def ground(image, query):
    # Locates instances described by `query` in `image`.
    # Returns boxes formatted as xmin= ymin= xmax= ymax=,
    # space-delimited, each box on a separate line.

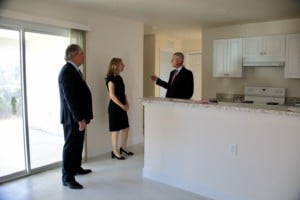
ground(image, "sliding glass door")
xmin=0 ymin=28 xmax=25 ymax=178
xmin=25 ymin=31 xmax=68 ymax=169
xmin=0 ymin=23 xmax=69 ymax=182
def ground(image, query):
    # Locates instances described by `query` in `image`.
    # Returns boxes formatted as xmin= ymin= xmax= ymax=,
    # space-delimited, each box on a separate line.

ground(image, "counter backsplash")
xmin=216 ymin=93 xmax=244 ymax=103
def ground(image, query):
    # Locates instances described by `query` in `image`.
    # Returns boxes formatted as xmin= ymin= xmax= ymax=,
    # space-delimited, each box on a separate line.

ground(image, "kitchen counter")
xmin=143 ymin=97 xmax=300 ymax=117
xmin=143 ymin=97 xmax=300 ymax=200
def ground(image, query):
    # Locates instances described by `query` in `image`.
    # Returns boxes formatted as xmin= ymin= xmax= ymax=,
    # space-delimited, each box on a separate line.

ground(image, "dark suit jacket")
xmin=58 ymin=62 xmax=93 ymax=125
xmin=156 ymin=66 xmax=194 ymax=99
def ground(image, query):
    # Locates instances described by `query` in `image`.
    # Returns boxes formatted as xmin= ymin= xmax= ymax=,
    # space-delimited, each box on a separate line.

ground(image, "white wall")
xmin=2 ymin=0 xmax=144 ymax=158
xmin=144 ymin=35 xmax=155 ymax=97
xmin=182 ymin=38 xmax=202 ymax=53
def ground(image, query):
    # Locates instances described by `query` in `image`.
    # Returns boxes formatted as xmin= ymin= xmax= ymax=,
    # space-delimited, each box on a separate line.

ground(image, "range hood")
xmin=242 ymin=57 xmax=285 ymax=67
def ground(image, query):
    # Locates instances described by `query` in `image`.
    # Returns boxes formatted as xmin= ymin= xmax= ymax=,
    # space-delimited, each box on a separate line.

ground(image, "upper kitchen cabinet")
xmin=284 ymin=34 xmax=300 ymax=79
xmin=243 ymin=35 xmax=285 ymax=66
xmin=213 ymin=38 xmax=243 ymax=78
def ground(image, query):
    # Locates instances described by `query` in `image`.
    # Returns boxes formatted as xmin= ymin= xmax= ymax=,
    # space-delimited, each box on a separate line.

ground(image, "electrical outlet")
xmin=229 ymin=144 xmax=238 ymax=156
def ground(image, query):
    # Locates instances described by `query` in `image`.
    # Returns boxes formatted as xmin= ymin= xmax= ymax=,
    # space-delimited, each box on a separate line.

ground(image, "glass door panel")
xmin=25 ymin=31 xmax=68 ymax=169
xmin=0 ymin=28 xmax=26 ymax=177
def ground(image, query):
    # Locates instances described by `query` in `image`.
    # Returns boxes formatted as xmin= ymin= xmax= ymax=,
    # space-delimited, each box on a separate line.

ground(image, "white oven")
xmin=243 ymin=86 xmax=286 ymax=105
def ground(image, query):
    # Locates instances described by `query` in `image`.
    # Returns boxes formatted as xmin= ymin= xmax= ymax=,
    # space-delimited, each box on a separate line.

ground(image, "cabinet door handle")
xmin=224 ymin=74 xmax=230 ymax=76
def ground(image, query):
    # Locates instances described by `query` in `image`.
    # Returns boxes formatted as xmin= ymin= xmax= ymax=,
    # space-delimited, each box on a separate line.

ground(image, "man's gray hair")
xmin=173 ymin=52 xmax=184 ymax=63
xmin=65 ymin=44 xmax=81 ymax=61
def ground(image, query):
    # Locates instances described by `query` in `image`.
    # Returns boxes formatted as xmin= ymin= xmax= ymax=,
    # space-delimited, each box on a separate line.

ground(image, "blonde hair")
xmin=106 ymin=57 xmax=122 ymax=77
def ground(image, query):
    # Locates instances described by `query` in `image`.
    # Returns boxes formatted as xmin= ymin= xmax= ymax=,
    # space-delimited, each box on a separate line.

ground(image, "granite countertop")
xmin=142 ymin=97 xmax=300 ymax=117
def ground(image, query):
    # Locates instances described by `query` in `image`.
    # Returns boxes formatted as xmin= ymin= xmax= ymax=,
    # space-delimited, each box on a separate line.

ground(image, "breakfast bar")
xmin=142 ymin=97 xmax=300 ymax=200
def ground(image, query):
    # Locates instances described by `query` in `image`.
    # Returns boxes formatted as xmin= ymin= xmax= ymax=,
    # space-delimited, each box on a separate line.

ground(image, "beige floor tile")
xmin=0 ymin=144 xmax=212 ymax=200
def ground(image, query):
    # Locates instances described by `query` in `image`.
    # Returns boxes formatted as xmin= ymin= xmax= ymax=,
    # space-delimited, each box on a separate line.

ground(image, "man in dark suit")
xmin=58 ymin=44 xmax=93 ymax=189
xmin=150 ymin=52 xmax=194 ymax=99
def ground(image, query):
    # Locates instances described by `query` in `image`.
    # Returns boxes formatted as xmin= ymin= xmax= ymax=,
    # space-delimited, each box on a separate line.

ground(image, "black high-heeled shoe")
xmin=120 ymin=147 xmax=134 ymax=156
xmin=111 ymin=151 xmax=125 ymax=160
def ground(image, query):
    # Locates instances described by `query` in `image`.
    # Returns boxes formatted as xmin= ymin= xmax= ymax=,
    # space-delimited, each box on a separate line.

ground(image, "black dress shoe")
xmin=77 ymin=168 xmax=92 ymax=175
xmin=63 ymin=180 xmax=83 ymax=189
xmin=120 ymin=147 xmax=134 ymax=156
xmin=111 ymin=151 xmax=125 ymax=160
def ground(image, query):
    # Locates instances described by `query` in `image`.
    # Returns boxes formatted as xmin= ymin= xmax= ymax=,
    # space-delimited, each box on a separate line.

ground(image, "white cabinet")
xmin=243 ymin=35 xmax=285 ymax=57
xmin=243 ymin=35 xmax=285 ymax=66
xmin=284 ymin=34 xmax=300 ymax=79
xmin=213 ymin=38 xmax=243 ymax=78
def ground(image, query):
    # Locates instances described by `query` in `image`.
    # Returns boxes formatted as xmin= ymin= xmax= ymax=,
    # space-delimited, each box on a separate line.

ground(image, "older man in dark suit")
xmin=58 ymin=44 xmax=93 ymax=189
xmin=150 ymin=52 xmax=194 ymax=99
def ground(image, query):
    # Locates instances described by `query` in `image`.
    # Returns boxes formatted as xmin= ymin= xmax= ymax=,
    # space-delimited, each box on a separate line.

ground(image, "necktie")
xmin=171 ymin=70 xmax=178 ymax=85
xmin=78 ymin=69 xmax=83 ymax=77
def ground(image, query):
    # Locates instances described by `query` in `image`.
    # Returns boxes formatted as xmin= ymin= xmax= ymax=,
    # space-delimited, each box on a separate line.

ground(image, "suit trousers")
xmin=62 ymin=123 xmax=85 ymax=181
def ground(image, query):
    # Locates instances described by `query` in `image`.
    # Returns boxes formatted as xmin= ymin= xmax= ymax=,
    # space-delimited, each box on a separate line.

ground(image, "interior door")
xmin=186 ymin=52 xmax=202 ymax=100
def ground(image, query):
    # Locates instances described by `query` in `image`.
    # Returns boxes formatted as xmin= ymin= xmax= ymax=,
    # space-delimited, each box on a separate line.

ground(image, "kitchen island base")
xmin=143 ymin=98 xmax=300 ymax=200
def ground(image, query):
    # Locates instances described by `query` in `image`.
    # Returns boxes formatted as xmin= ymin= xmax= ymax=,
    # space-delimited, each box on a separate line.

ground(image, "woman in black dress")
xmin=106 ymin=58 xmax=134 ymax=160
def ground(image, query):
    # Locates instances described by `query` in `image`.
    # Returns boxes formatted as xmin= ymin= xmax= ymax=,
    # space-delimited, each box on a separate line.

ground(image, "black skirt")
xmin=108 ymin=100 xmax=129 ymax=132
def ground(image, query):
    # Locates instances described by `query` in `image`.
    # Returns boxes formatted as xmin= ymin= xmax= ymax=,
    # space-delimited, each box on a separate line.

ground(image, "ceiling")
xmin=6 ymin=0 xmax=300 ymax=39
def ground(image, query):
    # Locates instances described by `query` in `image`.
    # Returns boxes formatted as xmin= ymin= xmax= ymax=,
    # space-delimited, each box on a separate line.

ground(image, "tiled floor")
xmin=0 ymin=143 xmax=212 ymax=200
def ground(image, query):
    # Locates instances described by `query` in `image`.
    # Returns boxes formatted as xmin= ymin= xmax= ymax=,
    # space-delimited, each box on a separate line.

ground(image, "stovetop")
xmin=243 ymin=86 xmax=286 ymax=105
